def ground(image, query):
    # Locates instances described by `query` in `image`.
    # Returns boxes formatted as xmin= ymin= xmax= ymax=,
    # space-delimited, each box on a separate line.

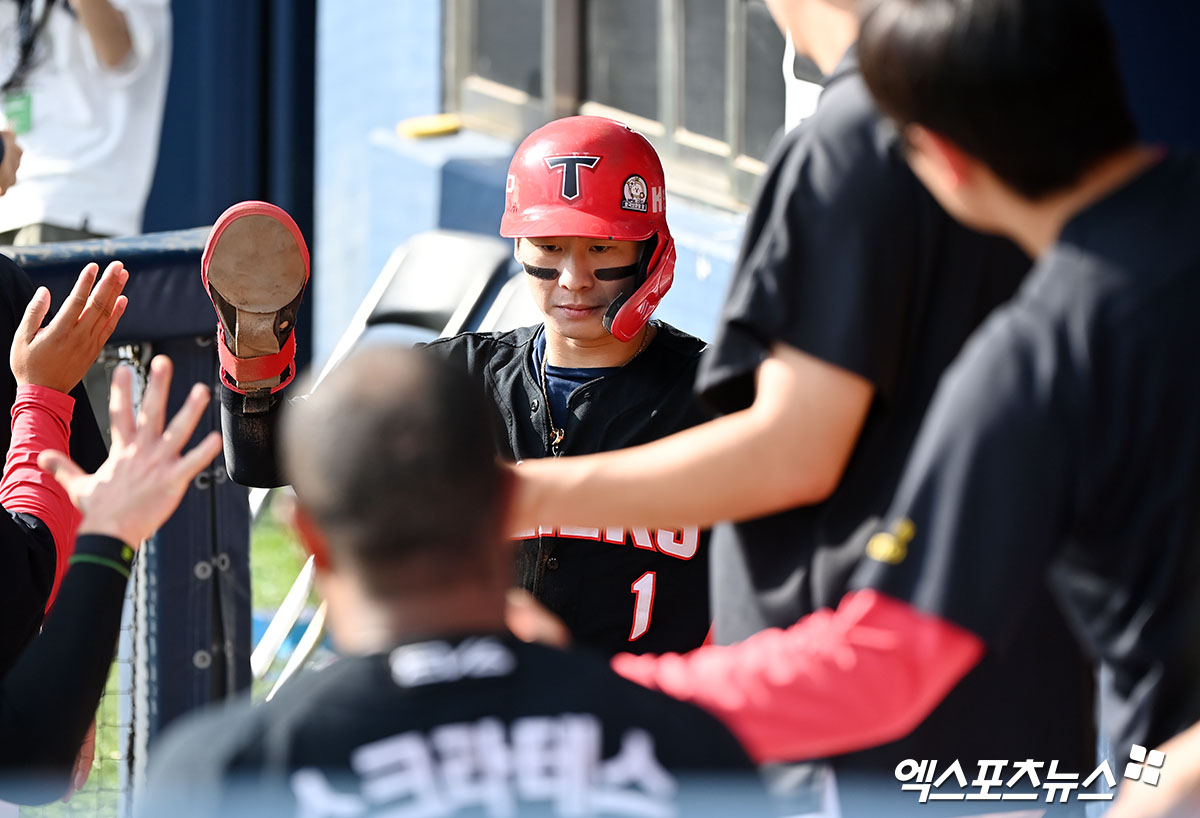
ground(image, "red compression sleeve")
xmin=0 ymin=385 xmax=79 ymax=612
xmin=611 ymin=590 xmax=985 ymax=763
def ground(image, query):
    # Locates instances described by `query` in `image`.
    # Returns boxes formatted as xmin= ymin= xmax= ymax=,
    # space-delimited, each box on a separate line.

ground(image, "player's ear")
xmin=291 ymin=503 xmax=333 ymax=572
xmin=905 ymin=124 xmax=975 ymax=190
xmin=512 ymin=237 xmax=523 ymax=262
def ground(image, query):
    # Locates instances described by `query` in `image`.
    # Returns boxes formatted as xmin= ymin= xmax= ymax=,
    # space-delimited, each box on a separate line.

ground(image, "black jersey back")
xmin=424 ymin=322 xmax=712 ymax=658
xmin=856 ymin=154 xmax=1200 ymax=755
xmin=140 ymin=636 xmax=767 ymax=818
xmin=693 ymin=48 xmax=1094 ymax=789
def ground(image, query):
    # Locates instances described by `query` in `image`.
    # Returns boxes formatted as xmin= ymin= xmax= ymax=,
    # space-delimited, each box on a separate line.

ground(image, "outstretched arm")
xmin=0 ymin=358 xmax=221 ymax=802
xmin=611 ymin=590 xmax=984 ymax=763
xmin=512 ymin=341 xmax=873 ymax=532
xmin=0 ymin=262 xmax=128 ymax=609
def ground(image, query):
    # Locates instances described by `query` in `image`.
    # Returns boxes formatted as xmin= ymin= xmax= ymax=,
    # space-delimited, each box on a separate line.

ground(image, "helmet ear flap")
xmin=603 ymin=235 xmax=676 ymax=342
xmin=602 ymin=236 xmax=656 ymax=336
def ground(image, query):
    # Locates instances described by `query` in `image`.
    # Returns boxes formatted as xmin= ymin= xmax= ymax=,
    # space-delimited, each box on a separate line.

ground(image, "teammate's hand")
xmin=38 ymin=356 xmax=223 ymax=547
xmin=11 ymin=260 xmax=129 ymax=393
xmin=505 ymin=589 xmax=571 ymax=649
xmin=0 ymin=130 xmax=21 ymax=195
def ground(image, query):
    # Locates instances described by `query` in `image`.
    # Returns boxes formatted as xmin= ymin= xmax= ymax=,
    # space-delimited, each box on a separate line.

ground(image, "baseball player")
xmin=138 ymin=347 xmax=768 ymax=818
xmin=0 ymin=256 xmax=113 ymax=677
xmin=519 ymin=0 xmax=1200 ymax=808
xmin=204 ymin=117 xmax=712 ymax=658
xmin=0 ymin=275 xmax=221 ymax=803
xmin=509 ymin=0 xmax=1094 ymax=813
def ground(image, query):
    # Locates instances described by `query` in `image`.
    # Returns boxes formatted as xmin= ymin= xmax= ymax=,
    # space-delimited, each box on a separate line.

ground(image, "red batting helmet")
xmin=499 ymin=116 xmax=676 ymax=342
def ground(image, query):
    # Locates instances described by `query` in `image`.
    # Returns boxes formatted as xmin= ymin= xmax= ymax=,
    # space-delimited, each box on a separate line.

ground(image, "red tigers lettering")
xmin=509 ymin=525 xmax=699 ymax=560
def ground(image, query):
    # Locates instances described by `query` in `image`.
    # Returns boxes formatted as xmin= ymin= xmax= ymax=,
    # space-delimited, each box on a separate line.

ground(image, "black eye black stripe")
xmin=593 ymin=262 xmax=639 ymax=281
xmin=521 ymin=262 xmax=638 ymax=281
xmin=522 ymin=263 xmax=559 ymax=280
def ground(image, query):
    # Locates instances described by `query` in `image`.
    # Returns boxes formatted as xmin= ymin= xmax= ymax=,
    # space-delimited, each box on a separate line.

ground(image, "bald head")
xmin=282 ymin=346 xmax=506 ymax=594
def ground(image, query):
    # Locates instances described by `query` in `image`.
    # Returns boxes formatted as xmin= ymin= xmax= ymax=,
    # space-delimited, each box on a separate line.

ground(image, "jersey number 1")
xmin=629 ymin=571 xmax=656 ymax=641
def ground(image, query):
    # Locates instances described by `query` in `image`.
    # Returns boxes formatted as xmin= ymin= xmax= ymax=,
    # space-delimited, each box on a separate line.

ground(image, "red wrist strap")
xmin=216 ymin=323 xmax=296 ymax=393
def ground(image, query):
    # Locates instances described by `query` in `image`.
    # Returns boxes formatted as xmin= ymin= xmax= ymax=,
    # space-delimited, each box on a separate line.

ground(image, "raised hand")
xmin=38 ymin=356 xmax=223 ymax=548
xmin=11 ymin=260 xmax=129 ymax=394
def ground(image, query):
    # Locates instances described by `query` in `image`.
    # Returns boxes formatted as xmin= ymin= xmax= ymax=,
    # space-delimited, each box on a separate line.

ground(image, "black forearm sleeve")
xmin=0 ymin=534 xmax=133 ymax=804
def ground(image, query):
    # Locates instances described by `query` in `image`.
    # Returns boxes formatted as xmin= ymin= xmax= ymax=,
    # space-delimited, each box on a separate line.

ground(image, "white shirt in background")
xmin=0 ymin=0 xmax=171 ymax=237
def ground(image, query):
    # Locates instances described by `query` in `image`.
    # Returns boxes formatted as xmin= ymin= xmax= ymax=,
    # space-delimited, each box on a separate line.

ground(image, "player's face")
xmin=518 ymin=236 xmax=640 ymax=345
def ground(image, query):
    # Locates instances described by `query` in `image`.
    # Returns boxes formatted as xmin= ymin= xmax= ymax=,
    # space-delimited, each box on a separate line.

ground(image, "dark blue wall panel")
xmin=1101 ymin=1 xmax=1200 ymax=151
xmin=143 ymin=0 xmax=315 ymax=371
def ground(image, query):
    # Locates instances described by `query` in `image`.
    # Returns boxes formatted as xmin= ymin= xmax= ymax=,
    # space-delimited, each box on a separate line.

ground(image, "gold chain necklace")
xmin=539 ymin=326 xmax=653 ymax=454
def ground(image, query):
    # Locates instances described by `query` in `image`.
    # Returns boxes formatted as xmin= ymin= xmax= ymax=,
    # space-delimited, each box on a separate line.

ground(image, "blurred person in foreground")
xmin=500 ymin=0 xmax=1092 ymax=814
xmin=0 ymin=298 xmax=221 ymax=801
xmin=139 ymin=346 xmax=769 ymax=818
xmin=0 ymin=261 xmax=124 ymax=805
xmin=508 ymin=0 xmax=1200 ymax=810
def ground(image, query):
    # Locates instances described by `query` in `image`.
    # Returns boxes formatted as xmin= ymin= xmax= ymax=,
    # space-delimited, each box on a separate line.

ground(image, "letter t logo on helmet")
xmin=500 ymin=116 xmax=676 ymax=342
xmin=544 ymin=155 xmax=601 ymax=200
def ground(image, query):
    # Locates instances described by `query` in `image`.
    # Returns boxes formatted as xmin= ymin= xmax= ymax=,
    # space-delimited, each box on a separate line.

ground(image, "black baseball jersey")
xmin=423 ymin=321 xmax=711 ymax=658
xmin=854 ymin=154 xmax=1200 ymax=756
xmin=140 ymin=635 xmax=769 ymax=818
xmin=693 ymin=47 xmax=1094 ymax=801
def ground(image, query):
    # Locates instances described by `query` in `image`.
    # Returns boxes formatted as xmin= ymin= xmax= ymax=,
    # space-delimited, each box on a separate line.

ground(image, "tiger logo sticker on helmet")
xmin=544 ymin=155 xmax=601 ymax=200
xmin=621 ymin=175 xmax=649 ymax=212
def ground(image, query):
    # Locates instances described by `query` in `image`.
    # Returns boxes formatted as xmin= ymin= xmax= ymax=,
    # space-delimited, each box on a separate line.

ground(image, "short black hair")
xmin=858 ymin=0 xmax=1137 ymax=199
xmin=282 ymin=345 xmax=505 ymax=595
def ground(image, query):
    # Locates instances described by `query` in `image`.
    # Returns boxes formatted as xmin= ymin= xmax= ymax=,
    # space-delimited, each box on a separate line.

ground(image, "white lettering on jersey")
xmin=654 ymin=528 xmax=699 ymax=560
xmin=389 ymin=638 xmax=516 ymax=689
xmin=291 ymin=716 xmax=676 ymax=817
xmin=629 ymin=572 xmax=656 ymax=641
xmin=510 ymin=526 xmax=700 ymax=561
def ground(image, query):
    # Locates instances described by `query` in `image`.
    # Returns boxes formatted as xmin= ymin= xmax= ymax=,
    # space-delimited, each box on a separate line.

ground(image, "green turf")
xmin=250 ymin=494 xmax=311 ymax=613
xmin=249 ymin=493 xmax=316 ymax=700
